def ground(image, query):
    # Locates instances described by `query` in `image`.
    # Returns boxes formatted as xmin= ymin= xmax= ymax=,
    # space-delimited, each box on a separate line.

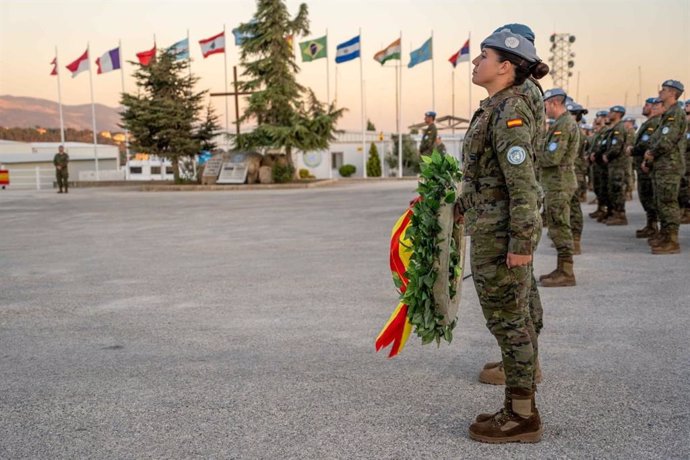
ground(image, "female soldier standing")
xmin=454 ymin=29 xmax=549 ymax=443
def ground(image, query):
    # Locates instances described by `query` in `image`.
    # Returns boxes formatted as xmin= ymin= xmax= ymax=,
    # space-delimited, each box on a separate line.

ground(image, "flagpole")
xmin=326 ymin=29 xmax=331 ymax=104
xmin=55 ymin=46 xmax=65 ymax=145
xmin=398 ymin=30 xmax=403 ymax=178
xmin=118 ymin=39 xmax=129 ymax=173
xmin=431 ymin=30 xmax=435 ymax=111
xmin=452 ymin=68 xmax=455 ymax=136
xmin=359 ymin=27 xmax=366 ymax=179
xmin=87 ymin=42 xmax=100 ymax=180
xmin=223 ymin=24 xmax=230 ymax=135
xmin=187 ymin=29 xmax=192 ymax=83
xmin=468 ymin=32 xmax=472 ymax=119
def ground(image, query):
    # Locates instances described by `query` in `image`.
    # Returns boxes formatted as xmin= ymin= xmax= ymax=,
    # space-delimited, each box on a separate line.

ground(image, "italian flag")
xmin=373 ymin=38 xmax=401 ymax=65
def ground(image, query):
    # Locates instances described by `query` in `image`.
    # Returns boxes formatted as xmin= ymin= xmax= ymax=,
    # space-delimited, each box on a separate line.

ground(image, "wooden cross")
xmin=210 ymin=66 xmax=255 ymax=138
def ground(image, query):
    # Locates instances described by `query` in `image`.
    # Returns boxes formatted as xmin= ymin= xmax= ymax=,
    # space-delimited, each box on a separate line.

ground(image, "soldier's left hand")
xmin=602 ymin=155 xmax=608 ymax=164
xmin=643 ymin=150 xmax=654 ymax=162
xmin=506 ymin=252 xmax=532 ymax=268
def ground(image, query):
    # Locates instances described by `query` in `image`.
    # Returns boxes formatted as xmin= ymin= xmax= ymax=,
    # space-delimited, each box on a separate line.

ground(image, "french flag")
xmin=199 ymin=31 xmax=225 ymax=58
xmin=96 ymin=47 xmax=121 ymax=74
xmin=66 ymin=49 xmax=90 ymax=78
xmin=449 ymin=39 xmax=470 ymax=68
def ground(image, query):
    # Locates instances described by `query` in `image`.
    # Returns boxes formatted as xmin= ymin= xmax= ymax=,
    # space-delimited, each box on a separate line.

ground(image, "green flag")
xmin=300 ymin=36 xmax=327 ymax=62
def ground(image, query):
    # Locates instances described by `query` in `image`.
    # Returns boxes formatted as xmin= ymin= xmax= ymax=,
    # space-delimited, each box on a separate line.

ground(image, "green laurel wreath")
xmin=402 ymin=151 xmax=463 ymax=345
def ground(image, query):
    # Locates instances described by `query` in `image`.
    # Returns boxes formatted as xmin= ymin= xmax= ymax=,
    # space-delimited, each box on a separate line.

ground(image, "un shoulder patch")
xmin=548 ymin=142 xmax=558 ymax=152
xmin=662 ymin=127 xmax=670 ymax=135
xmin=507 ymin=146 xmax=527 ymax=165
xmin=641 ymin=134 xmax=650 ymax=141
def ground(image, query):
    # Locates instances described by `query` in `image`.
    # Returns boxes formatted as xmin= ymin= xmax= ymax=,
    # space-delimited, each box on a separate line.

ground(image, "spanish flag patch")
xmin=506 ymin=118 xmax=524 ymax=128
xmin=554 ymin=131 xmax=562 ymax=136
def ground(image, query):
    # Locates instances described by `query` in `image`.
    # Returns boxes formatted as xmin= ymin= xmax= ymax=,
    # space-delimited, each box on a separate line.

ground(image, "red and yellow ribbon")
xmin=375 ymin=198 xmax=419 ymax=358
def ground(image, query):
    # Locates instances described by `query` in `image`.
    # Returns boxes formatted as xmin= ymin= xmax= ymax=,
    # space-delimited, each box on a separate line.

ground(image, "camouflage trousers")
xmin=576 ymin=173 xmax=588 ymax=200
xmin=471 ymin=232 xmax=538 ymax=391
xmin=55 ymin=169 xmax=69 ymax=190
xmin=652 ymin=160 xmax=682 ymax=232
xmin=569 ymin=190 xmax=583 ymax=237
xmin=607 ymin=157 xmax=628 ymax=213
xmin=593 ymin=163 xmax=609 ymax=209
xmin=545 ymin=190 xmax=574 ymax=258
xmin=624 ymin=155 xmax=634 ymax=196
xmin=679 ymin=152 xmax=690 ymax=209
xmin=634 ymin=156 xmax=657 ymax=220
xmin=529 ymin=224 xmax=543 ymax=336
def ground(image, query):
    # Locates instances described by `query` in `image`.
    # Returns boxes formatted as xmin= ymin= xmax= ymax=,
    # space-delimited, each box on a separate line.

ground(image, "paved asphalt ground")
xmin=1 ymin=181 xmax=689 ymax=459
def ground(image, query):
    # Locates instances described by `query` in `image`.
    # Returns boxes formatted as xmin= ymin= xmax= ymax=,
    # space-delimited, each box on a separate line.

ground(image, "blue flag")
xmin=168 ymin=38 xmax=190 ymax=61
xmin=335 ymin=35 xmax=361 ymax=64
xmin=232 ymin=25 xmax=255 ymax=46
xmin=408 ymin=37 xmax=432 ymax=68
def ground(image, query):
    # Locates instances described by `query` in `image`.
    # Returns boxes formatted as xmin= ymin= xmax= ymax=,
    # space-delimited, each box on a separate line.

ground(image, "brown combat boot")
xmin=636 ymin=219 xmax=658 ymax=238
xmin=648 ymin=229 xmax=667 ymax=247
xmin=479 ymin=360 xmax=542 ymax=386
xmin=605 ymin=211 xmax=628 ymax=226
xmin=588 ymin=206 xmax=604 ymax=219
xmin=681 ymin=209 xmax=690 ymax=225
xmin=597 ymin=210 xmax=610 ymax=223
xmin=469 ymin=388 xmax=543 ymax=443
xmin=651 ymin=229 xmax=681 ymax=255
xmin=539 ymin=258 xmax=560 ymax=282
xmin=573 ymin=235 xmax=582 ymax=255
xmin=541 ymin=256 xmax=576 ymax=287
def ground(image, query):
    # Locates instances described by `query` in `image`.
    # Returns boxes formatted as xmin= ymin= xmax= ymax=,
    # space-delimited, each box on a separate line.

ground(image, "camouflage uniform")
xmin=570 ymin=133 xmax=587 ymax=238
xmin=648 ymin=103 xmax=689 ymax=233
xmin=602 ymin=120 xmax=629 ymax=214
xmin=538 ymin=112 xmax=579 ymax=258
xmin=592 ymin=126 xmax=611 ymax=213
xmin=53 ymin=151 xmax=69 ymax=192
xmin=679 ymin=121 xmax=690 ymax=215
xmin=516 ymin=78 xmax=545 ymax=335
xmin=456 ymin=87 xmax=540 ymax=391
xmin=632 ymin=116 xmax=661 ymax=222
xmin=419 ymin=122 xmax=438 ymax=156
xmin=624 ymin=127 xmax=636 ymax=198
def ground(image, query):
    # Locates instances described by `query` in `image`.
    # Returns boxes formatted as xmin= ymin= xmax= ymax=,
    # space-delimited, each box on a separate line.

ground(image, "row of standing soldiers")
xmin=585 ymin=79 xmax=689 ymax=254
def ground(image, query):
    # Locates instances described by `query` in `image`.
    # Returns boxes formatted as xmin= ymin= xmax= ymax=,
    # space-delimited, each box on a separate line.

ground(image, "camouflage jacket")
xmin=457 ymin=86 xmax=540 ymax=255
xmin=648 ymin=103 xmax=688 ymax=170
xmin=632 ymin=116 xmax=661 ymax=157
xmin=574 ymin=132 xmax=588 ymax=176
xmin=591 ymin=126 xmax=610 ymax=164
xmin=602 ymin=120 xmax=628 ymax=163
xmin=517 ymin=78 xmax=546 ymax=155
xmin=537 ymin=111 xmax=579 ymax=192
xmin=53 ymin=152 xmax=69 ymax=168
xmin=419 ymin=123 xmax=437 ymax=156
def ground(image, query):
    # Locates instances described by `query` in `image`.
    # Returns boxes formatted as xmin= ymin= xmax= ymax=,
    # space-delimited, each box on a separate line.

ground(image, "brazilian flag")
xmin=299 ymin=36 xmax=327 ymax=62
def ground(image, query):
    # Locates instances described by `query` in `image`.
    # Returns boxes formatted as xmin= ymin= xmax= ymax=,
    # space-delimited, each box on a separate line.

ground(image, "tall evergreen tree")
xmin=236 ymin=0 xmax=344 ymax=177
xmin=366 ymin=142 xmax=382 ymax=177
xmin=120 ymin=50 xmax=207 ymax=182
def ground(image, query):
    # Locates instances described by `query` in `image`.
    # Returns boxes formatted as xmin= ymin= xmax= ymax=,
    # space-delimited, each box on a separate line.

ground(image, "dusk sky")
xmin=1 ymin=0 xmax=689 ymax=132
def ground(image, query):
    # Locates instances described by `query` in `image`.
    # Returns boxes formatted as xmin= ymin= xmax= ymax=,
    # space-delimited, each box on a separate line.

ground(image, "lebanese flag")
xmin=96 ymin=47 xmax=121 ymax=74
xmin=199 ymin=31 xmax=225 ymax=58
xmin=50 ymin=57 xmax=58 ymax=76
xmin=66 ymin=49 xmax=89 ymax=78
xmin=136 ymin=44 xmax=156 ymax=66
xmin=449 ymin=39 xmax=470 ymax=68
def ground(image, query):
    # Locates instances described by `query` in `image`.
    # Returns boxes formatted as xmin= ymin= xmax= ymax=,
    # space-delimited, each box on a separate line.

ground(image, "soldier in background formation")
xmin=418 ymin=111 xmax=438 ymax=156
xmin=680 ymin=99 xmax=690 ymax=224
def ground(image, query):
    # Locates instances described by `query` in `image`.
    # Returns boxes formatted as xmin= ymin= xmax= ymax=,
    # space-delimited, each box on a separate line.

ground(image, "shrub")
xmin=272 ymin=163 xmax=295 ymax=183
xmin=339 ymin=164 xmax=356 ymax=177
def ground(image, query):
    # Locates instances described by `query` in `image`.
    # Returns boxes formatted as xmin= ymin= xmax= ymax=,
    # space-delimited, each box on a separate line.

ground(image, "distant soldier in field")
xmin=53 ymin=145 xmax=69 ymax=194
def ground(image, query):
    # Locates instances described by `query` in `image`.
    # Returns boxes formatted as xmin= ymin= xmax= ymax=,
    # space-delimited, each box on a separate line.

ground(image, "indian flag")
xmin=374 ymin=38 xmax=401 ymax=65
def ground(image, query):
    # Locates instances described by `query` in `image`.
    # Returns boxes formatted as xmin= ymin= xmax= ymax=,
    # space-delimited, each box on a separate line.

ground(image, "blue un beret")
xmin=645 ymin=97 xmax=657 ymax=104
xmin=596 ymin=110 xmax=609 ymax=118
xmin=425 ymin=111 xmax=436 ymax=118
xmin=493 ymin=23 xmax=536 ymax=44
xmin=662 ymin=80 xmax=685 ymax=93
xmin=481 ymin=29 xmax=540 ymax=63
xmin=544 ymin=88 xmax=568 ymax=101
xmin=685 ymin=99 xmax=690 ymax=106
xmin=609 ymin=105 xmax=626 ymax=115
xmin=651 ymin=97 xmax=663 ymax=104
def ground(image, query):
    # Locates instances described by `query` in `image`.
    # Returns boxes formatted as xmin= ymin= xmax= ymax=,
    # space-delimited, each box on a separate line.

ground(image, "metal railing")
xmin=2 ymin=167 xmax=56 ymax=190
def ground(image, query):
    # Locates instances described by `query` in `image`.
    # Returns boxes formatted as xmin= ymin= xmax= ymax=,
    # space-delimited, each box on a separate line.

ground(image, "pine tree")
xmin=366 ymin=142 xmax=382 ymax=177
xmin=236 ymin=0 xmax=344 ymax=178
xmin=195 ymin=104 xmax=221 ymax=152
xmin=120 ymin=50 xmax=207 ymax=182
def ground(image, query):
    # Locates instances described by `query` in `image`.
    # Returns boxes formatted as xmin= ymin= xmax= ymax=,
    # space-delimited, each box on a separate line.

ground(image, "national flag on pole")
xmin=50 ymin=57 xmax=58 ymax=76
xmin=374 ymin=38 xmax=401 ymax=65
xmin=449 ymin=39 xmax=470 ymax=68
xmin=335 ymin=35 xmax=361 ymax=64
xmin=168 ymin=38 xmax=190 ymax=61
xmin=299 ymin=35 xmax=327 ymax=62
xmin=96 ymin=47 xmax=121 ymax=74
xmin=232 ymin=26 xmax=254 ymax=46
xmin=136 ymin=44 xmax=156 ymax=66
xmin=66 ymin=49 xmax=90 ymax=78
xmin=408 ymin=37 xmax=432 ymax=68
xmin=199 ymin=31 xmax=225 ymax=58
